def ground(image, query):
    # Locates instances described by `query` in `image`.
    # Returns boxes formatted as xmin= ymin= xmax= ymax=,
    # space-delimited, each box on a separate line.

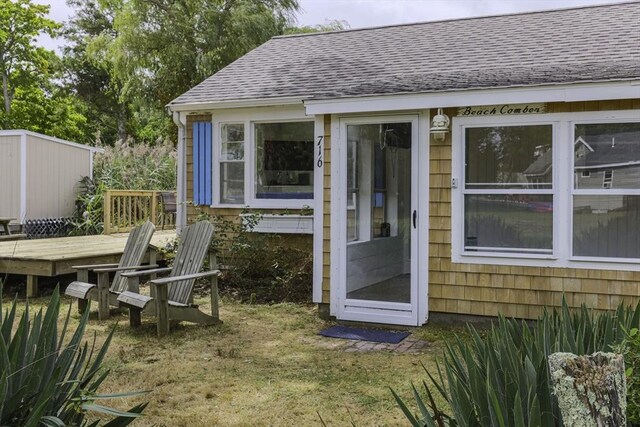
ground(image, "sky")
xmin=35 ymin=0 xmax=625 ymax=52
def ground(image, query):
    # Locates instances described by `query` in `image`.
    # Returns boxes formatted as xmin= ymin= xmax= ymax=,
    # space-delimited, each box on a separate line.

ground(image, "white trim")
xmin=312 ymin=115 xmax=324 ymax=303
xmin=417 ymin=111 xmax=430 ymax=325
xmin=334 ymin=114 xmax=423 ymax=326
xmin=451 ymin=109 xmax=640 ymax=271
xmin=168 ymin=96 xmax=304 ymax=112
xmin=329 ymin=114 xmax=340 ymax=316
xmin=19 ymin=133 xmax=27 ymax=223
xmin=241 ymin=213 xmax=313 ymax=234
xmin=304 ymin=81 xmax=640 ymax=115
xmin=172 ymin=111 xmax=188 ymax=231
xmin=0 ymin=130 xmax=103 ymax=152
xmin=211 ymin=107 xmax=317 ymax=209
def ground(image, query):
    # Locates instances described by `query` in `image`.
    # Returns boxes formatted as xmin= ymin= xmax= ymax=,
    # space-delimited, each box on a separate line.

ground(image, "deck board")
xmin=0 ymin=231 xmax=176 ymax=277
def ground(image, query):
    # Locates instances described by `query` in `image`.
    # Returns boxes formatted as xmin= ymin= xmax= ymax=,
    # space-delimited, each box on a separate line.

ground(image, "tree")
xmin=284 ymin=19 xmax=350 ymax=35
xmin=104 ymin=0 xmax=299 ymax=107
xmin=0 ymin=0 xmax=59 ymax=117
xmin=62 ymin=0 xmax=127 ymax=142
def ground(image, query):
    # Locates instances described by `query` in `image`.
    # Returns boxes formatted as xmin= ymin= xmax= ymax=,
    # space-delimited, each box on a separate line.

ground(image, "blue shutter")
xmin=192 ymin=122 xmax=212 ymax=205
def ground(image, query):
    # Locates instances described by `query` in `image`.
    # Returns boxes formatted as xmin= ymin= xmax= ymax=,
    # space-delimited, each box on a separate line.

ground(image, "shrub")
xmin=93 ymin=138 xmax=177 ymax=191
xmin=618 ymin=327 xmax=640 ymax=425
xmin=0 ymin=285 xmax=147 ymax=425
xmin=70 ymin=138 xmax=177 ymax=235
xmin=193 ymin=211 xmax=313 ymax=304
xmin=70 ymin=176 xmax=106 ymax=235
xmin=393 ymin=299 xmax=640 ymax=427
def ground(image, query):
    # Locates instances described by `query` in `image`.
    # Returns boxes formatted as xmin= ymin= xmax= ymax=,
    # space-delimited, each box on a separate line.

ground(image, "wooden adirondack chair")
xmin=65 ymin=220 xmax=157 ymax=320
xmin=117 ymin=221 xmax=222 ymax=337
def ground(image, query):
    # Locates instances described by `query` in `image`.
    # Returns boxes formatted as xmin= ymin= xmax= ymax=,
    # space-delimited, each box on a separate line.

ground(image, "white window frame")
xmin=211 ymin=107 xmax=316 ymax=209
xmin=452 ymin=110 xmax=640 ymax=272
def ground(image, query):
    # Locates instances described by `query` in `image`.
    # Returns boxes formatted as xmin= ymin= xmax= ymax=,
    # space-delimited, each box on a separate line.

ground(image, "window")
xmin=214 ymin=116 xmax=315 ymax=207
xmin=254 ymin=121 xmax=314 ymax=200
xmin=219 ymin=123 xmax=245 ymax=204
xmin=453 ymin=112 xmax=640 ymax=268
xmin=463 ymin=125 xmax=554 ymax=254
xmin=572 ymin=122 xmax=640 ymax=259
xmin=602 ymin=170 xmax=613 ymax=188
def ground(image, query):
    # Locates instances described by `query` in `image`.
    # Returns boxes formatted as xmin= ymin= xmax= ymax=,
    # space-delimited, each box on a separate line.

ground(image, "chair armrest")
xmin=72 ymin=263 xmax=119 ymax=271
xmin=150 ymin=270 xmax=221 ymax=286
xmin=121 ymin=267 xmax=172 ymax=278
xmin=93 ymin=264 xmax=159 ymax=273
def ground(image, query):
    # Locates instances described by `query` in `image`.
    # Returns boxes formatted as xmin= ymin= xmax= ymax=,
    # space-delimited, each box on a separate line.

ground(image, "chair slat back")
xmin=167 ymin=221 xmax=214 ymax=304
xmin=111 ymin=220 xmax=156 ymax=293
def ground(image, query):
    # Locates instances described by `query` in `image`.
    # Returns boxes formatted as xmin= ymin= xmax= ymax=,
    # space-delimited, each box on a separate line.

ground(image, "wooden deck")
xmin=0 ymin=231 xmax=176 ymax=297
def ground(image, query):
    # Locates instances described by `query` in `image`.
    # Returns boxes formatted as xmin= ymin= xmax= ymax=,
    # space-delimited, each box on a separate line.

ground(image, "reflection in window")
xmin=255 ymin=122 xmax=314 ymax=199
xmin=573 ymin=122 xmax=640 ymax=258
xmin=220 ymin=123 xmax=245 ymax=204
xmin=465 ymin=195 xmax=553 ymax=253
xmin=464 ymin=125 xmax=554 ymax=254
xmin=466 ymin=125 xmax=553 ymax=189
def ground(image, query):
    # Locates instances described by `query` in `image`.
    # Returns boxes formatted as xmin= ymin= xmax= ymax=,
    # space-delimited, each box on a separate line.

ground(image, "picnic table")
xmin=0 ymin=217 xmax=26 ymax=241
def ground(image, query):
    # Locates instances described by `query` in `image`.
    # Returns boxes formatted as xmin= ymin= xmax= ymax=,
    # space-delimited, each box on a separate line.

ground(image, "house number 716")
xmin=316 ymin=136 xmax=324 ymax=168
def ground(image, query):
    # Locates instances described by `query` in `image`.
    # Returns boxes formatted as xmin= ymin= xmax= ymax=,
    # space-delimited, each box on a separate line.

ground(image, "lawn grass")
xmin=9 ymin=292 xmax=462 ymax=426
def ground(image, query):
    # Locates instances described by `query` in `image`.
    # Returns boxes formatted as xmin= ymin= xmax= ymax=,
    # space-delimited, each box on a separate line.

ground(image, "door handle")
xmin=412 ymin=210 xmax=417 ymax=229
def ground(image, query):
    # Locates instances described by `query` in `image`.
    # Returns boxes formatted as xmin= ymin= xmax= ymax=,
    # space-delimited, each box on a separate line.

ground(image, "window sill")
xmin=240 ymin=213 xmax=313 ymax=234
xmin=453 ymin=252 xmax=640 ymax=272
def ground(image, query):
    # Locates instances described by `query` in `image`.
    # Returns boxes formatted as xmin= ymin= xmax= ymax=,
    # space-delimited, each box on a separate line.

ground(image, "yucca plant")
xmin=393 ymin=298 xmax=640 ymax=426
xmin=0 ymin=285 xmax=147 ymax=426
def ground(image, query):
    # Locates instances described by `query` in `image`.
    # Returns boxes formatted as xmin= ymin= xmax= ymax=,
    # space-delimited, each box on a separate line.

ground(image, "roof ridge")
xmin=275 ymin=1 xmax=639 ymax=39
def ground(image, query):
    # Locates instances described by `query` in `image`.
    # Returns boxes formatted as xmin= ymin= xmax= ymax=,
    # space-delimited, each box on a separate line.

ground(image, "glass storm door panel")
xmin=345 ymin=122 xmax=413 ymax=305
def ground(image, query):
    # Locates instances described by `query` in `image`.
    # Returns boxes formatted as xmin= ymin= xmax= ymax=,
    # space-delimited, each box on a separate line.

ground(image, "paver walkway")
xmin=341 ymin=336 xmax=428 ymax=353
xmin=313 ymin=334 xmax=428 ymax=353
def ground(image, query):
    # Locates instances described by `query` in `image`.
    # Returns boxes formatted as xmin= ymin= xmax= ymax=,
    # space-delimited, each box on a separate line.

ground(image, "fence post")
xmin=103 ymin=189 xmax=112 ymax=235
xmin=151 ymin=191 xmax=158 ymax=227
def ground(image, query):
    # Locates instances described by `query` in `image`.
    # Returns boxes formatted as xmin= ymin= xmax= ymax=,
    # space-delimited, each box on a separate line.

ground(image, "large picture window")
xmin=254 ymin=121 xmax=314 ymax=200
xmin=453 ymin=111 xmax=640 ymax=269
xmin=464 ymin=125 xmax=554 ymax=254
xmin=572 ymin=122 xmax=640 ymax=259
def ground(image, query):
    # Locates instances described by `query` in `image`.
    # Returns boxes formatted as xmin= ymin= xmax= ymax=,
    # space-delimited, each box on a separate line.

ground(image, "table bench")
xmin=0 ymin=217 xmax=26 ymax=241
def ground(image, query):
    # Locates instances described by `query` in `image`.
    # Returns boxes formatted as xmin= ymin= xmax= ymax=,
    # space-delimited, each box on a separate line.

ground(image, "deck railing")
xmin=103 ymin=190 xmax=176 ymax=234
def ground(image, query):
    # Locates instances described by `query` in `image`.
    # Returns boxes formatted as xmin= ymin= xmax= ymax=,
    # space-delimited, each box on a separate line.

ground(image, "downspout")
xmin=172 ymin=110 xmax=187 ymax=232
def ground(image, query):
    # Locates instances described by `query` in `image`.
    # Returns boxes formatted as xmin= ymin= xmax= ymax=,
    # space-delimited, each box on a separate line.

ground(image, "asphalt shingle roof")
xmin=170 ymin=2 xmax=640 ymax=106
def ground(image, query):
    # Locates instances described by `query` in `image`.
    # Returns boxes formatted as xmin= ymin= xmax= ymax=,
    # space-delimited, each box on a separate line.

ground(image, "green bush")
xmin=0 ymin=285 xmax=147 ymax=425
xmin=393 ymin=299 xmax=640 ymax=427
xmin=618 ymin=327 xmax=640 ymax=425
xmin=70 ymin=138 xmax=177 ymax=235
xmin=92 ymin=138 xmax=177 ymax=191
xmin=193 ymin=211 xmax=313 ymax=304
xmin=70 ymin=176 xmax=106 ymax=235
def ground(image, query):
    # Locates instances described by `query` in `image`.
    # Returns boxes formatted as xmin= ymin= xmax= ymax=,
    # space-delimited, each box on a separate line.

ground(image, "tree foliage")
xmin=0 ymin=0 xmax=58 ymax=115
xmin=1 ymin=0 xmax=348 ymax=146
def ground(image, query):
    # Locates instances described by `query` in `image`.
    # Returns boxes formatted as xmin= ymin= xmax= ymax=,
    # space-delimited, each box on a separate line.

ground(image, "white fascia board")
xmin=0 ymin=130 xmax=104 ymax=153
xmin=167 ymin=96 xmax=305 ymax=112
xmin=304 ymin=81 xmax=640 ymax=115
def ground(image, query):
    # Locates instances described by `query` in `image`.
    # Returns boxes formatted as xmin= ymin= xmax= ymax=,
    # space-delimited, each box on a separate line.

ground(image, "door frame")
xmin=329 ymin=112 xmax=430 ymax=326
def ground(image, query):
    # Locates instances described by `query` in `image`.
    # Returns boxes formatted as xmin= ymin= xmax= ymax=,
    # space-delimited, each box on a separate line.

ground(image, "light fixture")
xmin=430 ymin=108 xmax=450 ymax=142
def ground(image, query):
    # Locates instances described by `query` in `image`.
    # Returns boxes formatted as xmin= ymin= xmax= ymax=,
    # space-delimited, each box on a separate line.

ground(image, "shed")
xmin=0 ymin=130 xmax=102 ymax=226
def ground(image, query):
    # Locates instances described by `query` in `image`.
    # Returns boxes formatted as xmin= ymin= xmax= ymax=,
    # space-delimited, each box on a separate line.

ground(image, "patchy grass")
xmin=9 ymin=293 xmax=462 ymax=426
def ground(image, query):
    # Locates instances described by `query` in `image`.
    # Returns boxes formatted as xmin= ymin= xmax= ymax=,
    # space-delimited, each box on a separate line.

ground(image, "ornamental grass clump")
xmin=0 ymin=285 xmax=147 ymax=425
xmin=393 ymin=299 xmax=640 ymax=427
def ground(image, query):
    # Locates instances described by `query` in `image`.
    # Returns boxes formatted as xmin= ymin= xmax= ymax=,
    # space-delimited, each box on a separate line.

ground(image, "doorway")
xmin=335 ymin=115 xmax=424 ymax=325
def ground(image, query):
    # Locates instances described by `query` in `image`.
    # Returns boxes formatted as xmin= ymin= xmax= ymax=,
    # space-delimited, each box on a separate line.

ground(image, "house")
xmin=0 ymin=130 xmax=102 ymax=228
xmin=167 ymin=2 xmax=640 ymax=326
